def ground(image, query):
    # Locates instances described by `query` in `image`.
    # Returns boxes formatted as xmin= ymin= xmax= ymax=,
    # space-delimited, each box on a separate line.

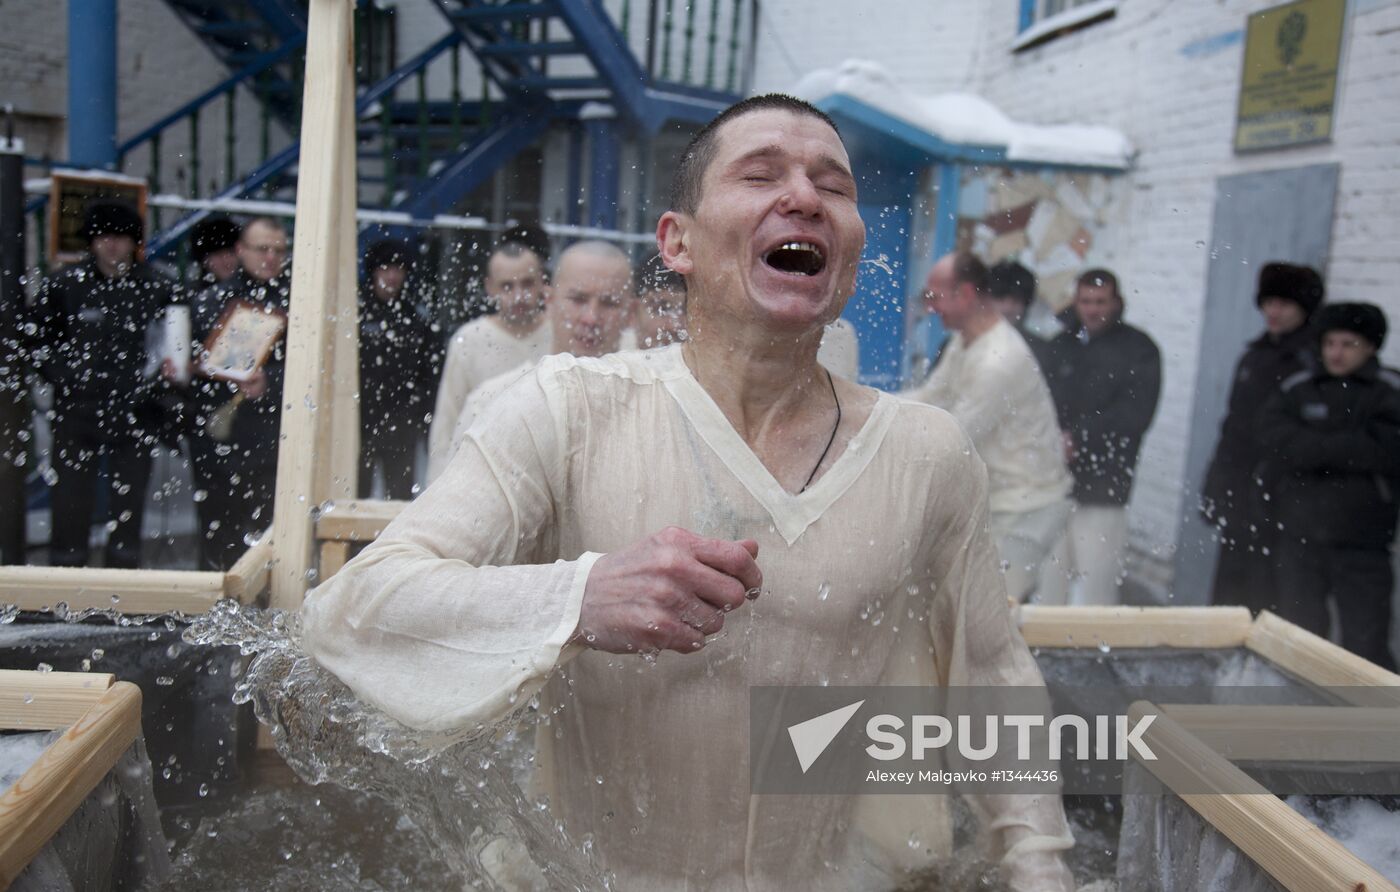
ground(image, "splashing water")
xmin=860 ymin=254 xmax=896 ymax=276
xmin=182 ymin=600 xmax=614 ymax=891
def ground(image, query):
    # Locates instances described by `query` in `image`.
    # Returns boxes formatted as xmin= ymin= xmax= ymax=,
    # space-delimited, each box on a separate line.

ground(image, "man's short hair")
xmin=949 ymin=251 xmax=988 ymax=296
xmin=240 ymin=215 xmax=288 ymax=239
xmin=669 ymin=94 xmax=840 ymax=215
xmin=637 ymin=254 xmax=686 ymax=297
xmin=1077 ymin=268 xmax=1121 ymax=301
xmin=553 ymin=239 xmax=632 ymax=285
xmin=986 ymin=261 xmax=1036 ymax=306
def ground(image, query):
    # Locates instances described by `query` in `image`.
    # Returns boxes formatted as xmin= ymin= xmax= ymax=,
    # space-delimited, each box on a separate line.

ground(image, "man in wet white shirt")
xmin=904 ymin=252 xmax=1072 ymax=603
xmin=427 ymin=237 xmax=552 ymax=480
xmin=446 ymin=240 xmax=634 ymax=460
xmin=303 ymin=95 xmax=1074 ymax=891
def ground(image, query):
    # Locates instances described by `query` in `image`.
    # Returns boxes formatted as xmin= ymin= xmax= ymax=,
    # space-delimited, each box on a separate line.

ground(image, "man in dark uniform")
xmin=1201 ymin=262 xmax=1323 ymax=611
xmin=1260 ymin=303 xmax=1399 ymax=669
xmin=188 ymin=216 xmax=290 ymax=570
xmin=30 ymin=201 xmax=177 ymax=567
xmin=1040 ymin=268 xmax=1161 ymax=604
xmin=357 ymin=239 xmax=441 ymax=499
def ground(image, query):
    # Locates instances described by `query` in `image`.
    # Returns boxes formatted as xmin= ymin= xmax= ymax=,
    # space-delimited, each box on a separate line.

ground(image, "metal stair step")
xmin=449 ymin=2 xmax=559 ymax=25
xmin=514 ymin=76 xmax=605 ymax=91
xmin=194 ymin=20 xmax=267 ymax=37
xmin=477 ymin=39 xmax=581 ymax=57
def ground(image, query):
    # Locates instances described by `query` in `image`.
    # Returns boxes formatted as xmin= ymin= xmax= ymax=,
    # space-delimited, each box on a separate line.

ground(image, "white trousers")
xmin=990 ymin=499 xmax=1072 ymax=604
xmin=1037 ymin=504 xmax=1129 ymax=606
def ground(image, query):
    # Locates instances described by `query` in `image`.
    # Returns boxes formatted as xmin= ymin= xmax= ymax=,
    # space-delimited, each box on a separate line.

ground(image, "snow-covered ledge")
xmin=1012 ymin=0 xmax=1120 ymax=52
xmin=792 ymin=59 xmax=1134 ymax=170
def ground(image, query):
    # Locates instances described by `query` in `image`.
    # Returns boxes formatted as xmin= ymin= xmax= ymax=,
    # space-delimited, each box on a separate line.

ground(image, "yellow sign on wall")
xmin=1235 ymin=0 xmax=1346 ymax=152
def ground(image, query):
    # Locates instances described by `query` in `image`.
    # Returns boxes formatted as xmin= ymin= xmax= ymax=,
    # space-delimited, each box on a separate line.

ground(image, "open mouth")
xmin=763 ymin=242 xmax=826 ymax=277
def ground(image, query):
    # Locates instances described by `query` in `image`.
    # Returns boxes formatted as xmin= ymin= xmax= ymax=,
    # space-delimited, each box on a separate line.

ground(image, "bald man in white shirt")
xmin=904 ymin=252 xmax=1072 ymax=603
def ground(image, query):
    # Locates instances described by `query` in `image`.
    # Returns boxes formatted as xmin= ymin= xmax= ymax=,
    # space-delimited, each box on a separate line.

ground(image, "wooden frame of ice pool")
xmin=0 ymin=669 xmax=143 ymax=886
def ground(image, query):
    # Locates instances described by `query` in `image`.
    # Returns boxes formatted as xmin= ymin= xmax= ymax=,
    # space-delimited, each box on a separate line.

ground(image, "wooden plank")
xmin=1162 ymin=704 xmax=1400 ymax=763
xmin=1018 ymin=606 xmax=1254 ymax=649
xmin=1245 ymin=610 xmax=1400 ymax=706
xmin=0 ymin=670 xmax=113 ymax=731
xmin=315 ymin=499 xmax=406 ymax=542
xmin=1130 ymin=702 xmax=1400 ymax=892
xmin=319 ymin=541 xmax=350 ymax=582
xmin=0 ymin=681 xmax=143 ymax=885
xmin=0 ymin=566 xmax=225 ymax=615
xmin=321 ymin=60 xmax=360 ymax=509
xmin=223 ymin=537 xmax=274 ymax=605
xmin=269 ymin=0 xmax=357 ymax=612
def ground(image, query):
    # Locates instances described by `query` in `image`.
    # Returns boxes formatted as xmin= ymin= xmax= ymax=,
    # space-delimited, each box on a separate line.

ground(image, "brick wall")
xmin=749 ymin=0 xmax=985 ymax=94
xmin=749 ymin=0 xmax=1400 ymax=594
xmin=969 ymin=0 xmax=1400 ymax=588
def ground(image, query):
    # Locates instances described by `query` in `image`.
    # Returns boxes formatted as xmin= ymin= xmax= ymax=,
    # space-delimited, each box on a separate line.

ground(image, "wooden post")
xmin=269 ymin=0 xmax=359 ymax=612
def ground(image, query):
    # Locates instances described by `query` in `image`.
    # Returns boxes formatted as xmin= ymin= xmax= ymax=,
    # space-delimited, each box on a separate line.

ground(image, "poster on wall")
xmin=957 ymin=167 xmax=1125 ymax=315
xmin=47 ymin=171 xmax=148 ymax=267
xmin=903 ymin=165 xmax=1125 ymax=381
xmin=1234 ymin=0 xmax=1346 ymax=153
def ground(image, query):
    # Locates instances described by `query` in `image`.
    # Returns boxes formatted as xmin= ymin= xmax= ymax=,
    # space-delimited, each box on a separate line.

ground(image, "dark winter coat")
xmin=1200 ymin=324 xmax=1317 ymax=531
xmin=30 ymin=257 xmax=177 ymax=430
xmin=1043 ymin=318 xmax=1162 ymax=505
xmin=191 ymin=269 xmax=291 ymax=461
xmin=357 ymin=284 xmax=442 ymax=439
xmin=1258 ymin=359 xmax=1400 ymax=550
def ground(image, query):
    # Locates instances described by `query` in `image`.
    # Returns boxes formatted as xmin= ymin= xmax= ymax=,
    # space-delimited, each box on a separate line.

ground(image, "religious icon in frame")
xmin=197 ymin=299 xmax=288 ymax=383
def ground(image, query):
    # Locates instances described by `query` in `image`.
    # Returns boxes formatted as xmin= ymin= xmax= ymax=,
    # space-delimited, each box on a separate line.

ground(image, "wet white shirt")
xmin=427 ymin=316 xmax=551 ymax=481
xmin=818 ymin=318 xmax=861 ymax=381
xmin=302 ymin=345 xmax=1073 ymax=890
xmin=903 ymin=318 xmax=1070 ymax=515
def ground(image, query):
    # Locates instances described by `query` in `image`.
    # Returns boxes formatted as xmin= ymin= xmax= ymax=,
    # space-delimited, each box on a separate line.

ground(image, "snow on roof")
xmin=792 ymin=60 xmax=1134 ymax=170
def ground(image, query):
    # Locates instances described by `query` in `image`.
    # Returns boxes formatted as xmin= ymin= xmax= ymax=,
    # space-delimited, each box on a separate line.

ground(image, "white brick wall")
xmin=749 ymin=0 xmax=985 ymax=95
xmin=748 ymin=0 xmax=1400 ymax=593
xmin=968 ymin=0 xmax=1400 ymax=585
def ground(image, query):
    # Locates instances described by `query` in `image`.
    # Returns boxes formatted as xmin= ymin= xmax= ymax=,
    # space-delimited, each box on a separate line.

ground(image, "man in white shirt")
xmin=426 ymin=240 xmax=552 ymax=480
xmin=303 ymin=96 xmax=1074 ymax=891
xmin=904 ymin=252 xmax=1072 ymax=603
xmin=447 ymin=240 xmax=634 ymax=457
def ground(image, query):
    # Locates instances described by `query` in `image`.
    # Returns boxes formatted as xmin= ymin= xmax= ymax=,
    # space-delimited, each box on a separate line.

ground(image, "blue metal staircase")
xmin=34 ymin=0 xmax=754 ymax=264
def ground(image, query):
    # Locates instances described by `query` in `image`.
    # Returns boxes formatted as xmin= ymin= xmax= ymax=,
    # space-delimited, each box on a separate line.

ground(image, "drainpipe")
xmin=68 ymin=0 xmax=119 ymax=168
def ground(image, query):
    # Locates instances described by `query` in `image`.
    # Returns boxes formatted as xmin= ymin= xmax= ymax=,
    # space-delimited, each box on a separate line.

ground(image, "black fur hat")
xmin=1315 ymin=302 xmax=1387 ymax=349
xmin=80 ymin=200 xmax=144 ymax=245
xmin=189 ymin=215 xmax=242 ymax=262
xmin=363 ymin=239 xmax=414 ymax=272
xmin=1256 ymin=262 xmax=1324 ymax=317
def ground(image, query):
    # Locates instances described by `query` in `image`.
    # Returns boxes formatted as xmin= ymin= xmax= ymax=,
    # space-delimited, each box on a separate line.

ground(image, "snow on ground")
xmin=1285 ymin=795 xmax=1400 ymax=884
xmin=792 ymin=59 xmax=1135 ymax=169
xmin=0 ymin=731 xmax=55 ymax=793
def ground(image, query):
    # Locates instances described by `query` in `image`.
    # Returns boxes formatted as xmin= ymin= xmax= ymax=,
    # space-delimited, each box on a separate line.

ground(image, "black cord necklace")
xmin=800 ymin=368 xmax=841 ymax=493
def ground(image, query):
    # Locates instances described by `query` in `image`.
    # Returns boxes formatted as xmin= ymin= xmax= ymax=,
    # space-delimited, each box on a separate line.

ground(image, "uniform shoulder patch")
xmin=1280 ymin=369 xmax=1314 ymax=392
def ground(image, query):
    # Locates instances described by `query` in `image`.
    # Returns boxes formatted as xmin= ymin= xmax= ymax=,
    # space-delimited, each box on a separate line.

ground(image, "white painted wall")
xmin=747 ymin=0 xmax=1400 ymax=594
